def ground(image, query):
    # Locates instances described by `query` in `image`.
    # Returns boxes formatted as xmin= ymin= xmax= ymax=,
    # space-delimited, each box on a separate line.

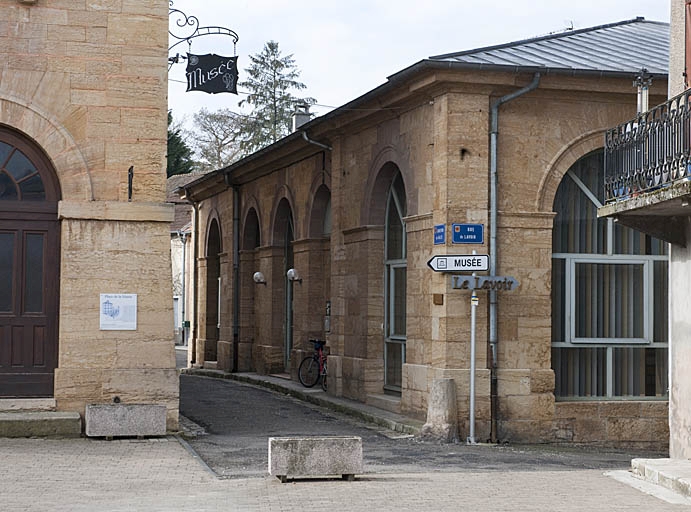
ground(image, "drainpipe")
xmin=184 ymin=187 xmax=200 ymax=366
xmin=489 ymin=72 xmax=540 ymax=442
xmin=227 ymin=175 xmax=241 ymax=373
xmin=301 ymin=131 xmax=332 ymax=151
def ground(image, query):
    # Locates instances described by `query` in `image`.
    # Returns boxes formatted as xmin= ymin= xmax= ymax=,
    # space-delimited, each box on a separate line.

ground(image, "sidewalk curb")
xmin=180 ymin=368 xmax=422 ymax=436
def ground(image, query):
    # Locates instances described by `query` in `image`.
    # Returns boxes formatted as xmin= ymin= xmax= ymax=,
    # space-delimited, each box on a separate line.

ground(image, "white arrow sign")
xmin=427 ymin=254 xmax=489 ymax=272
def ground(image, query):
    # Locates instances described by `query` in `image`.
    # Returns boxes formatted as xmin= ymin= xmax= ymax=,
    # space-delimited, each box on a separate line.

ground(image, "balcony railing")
xmin=605 ymin=89 xmax=691 ymax=203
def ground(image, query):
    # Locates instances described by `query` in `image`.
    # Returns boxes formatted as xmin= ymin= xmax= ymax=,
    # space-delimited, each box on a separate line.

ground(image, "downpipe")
xmin=232 ymin=184 xmax=240 ymax=372
xmin=489 ymin=72 xmax=540 ymax=442
xmin=224 ymin=173 xmax=241 ymax=373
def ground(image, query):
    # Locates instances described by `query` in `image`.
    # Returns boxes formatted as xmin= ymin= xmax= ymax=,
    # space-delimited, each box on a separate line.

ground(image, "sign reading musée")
xmin=186 ymin=53 xmax=238 ymax=94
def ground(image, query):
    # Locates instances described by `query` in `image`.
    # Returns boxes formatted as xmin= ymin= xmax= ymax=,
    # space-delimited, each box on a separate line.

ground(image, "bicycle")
xmin=298 ymin=338 xmax=327 ymax=391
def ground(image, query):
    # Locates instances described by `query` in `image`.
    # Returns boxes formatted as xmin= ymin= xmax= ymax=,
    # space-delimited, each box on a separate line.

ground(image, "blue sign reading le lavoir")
xmin=434 ymin=224 xmax=446 ymax=245
xmin=452 ymin=223 xmax=484 ymax=244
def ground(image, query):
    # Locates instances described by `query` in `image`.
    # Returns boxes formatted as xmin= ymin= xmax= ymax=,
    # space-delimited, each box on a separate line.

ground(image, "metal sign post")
xmin=468 ymin=289 xmax=478 ymax=445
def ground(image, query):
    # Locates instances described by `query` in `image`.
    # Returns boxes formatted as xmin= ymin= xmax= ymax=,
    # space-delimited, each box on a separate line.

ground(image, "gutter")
xmin=488 ymin=72 xmax=541 ymax=443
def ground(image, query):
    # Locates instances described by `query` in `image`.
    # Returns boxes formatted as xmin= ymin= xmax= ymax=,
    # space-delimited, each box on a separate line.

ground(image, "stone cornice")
xmin=58 ymin=201 xmax=174 ymax=223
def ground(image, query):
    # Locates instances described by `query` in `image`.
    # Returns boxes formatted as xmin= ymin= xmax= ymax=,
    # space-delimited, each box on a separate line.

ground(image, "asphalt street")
xmin=179 ymin=374 xmax=666 ymax=479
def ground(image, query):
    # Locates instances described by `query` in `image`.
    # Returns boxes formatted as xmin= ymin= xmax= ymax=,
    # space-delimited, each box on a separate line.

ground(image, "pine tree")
xmin=238 ymin=40 xmax=315 ymax=153
xmin=166 ymin=111 xmax=195 ymax=177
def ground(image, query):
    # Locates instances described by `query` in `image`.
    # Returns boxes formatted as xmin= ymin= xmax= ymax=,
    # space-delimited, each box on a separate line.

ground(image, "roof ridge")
xmin=429 ymin=17 xmax=652 ymax=60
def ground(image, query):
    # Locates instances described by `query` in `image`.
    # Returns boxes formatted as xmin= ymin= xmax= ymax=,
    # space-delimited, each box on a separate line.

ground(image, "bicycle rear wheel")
xmin=298 ymin=356 xmax=319 ymax=387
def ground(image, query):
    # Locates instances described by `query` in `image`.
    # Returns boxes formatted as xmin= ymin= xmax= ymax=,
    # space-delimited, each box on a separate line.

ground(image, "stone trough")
xmin=85 ymin=404 xmax=167 ymax=438
xmin=268 ymin=436 xmax=362 ymax=482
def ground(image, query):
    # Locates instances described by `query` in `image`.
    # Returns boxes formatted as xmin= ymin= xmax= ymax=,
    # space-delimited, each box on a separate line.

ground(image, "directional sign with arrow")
xmin=427 ymin=254 xmax=489 ymax=272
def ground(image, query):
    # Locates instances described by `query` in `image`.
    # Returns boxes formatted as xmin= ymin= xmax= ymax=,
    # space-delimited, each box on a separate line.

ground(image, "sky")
xmin=167 ymin=0 xmax=671 ymax=129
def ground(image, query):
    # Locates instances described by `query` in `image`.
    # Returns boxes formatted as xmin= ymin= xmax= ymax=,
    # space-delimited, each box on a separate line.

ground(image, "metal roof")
xmin=429 ymin=18 xmax=669 ymax=76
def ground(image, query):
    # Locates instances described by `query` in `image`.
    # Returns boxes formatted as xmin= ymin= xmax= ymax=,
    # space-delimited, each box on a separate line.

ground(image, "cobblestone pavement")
xmin=0 ymin=437 xmax=689 ymax=511
xmin=2 ymin=373 xmax=687 ymax=511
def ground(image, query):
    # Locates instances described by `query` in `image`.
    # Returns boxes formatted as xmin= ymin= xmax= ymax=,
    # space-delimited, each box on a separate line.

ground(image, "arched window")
xmin=0 ymin=142 xmax=46 ymax=201
xmin=551 ymin=150 xmax=668 ymax=398
xmin=204 ymin=218 xmax=221 ymax=362
xmin=384 ymin=172 xmax=406 ymax=391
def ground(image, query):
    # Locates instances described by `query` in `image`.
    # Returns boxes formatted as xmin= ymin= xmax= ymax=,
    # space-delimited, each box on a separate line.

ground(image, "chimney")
xmin=292 ymin=104 xmax=311 ymax=131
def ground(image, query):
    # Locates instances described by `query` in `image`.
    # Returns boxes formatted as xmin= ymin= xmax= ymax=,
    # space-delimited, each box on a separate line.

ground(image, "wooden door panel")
xmin=0 ymin=221 xmax=58 ymax=397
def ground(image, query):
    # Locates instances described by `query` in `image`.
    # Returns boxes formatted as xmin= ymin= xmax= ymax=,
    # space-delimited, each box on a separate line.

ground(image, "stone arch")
xmin=308 ymin=183 xmax=331 ymax=238
xmin=536 ymin=130 xmax=606 ymax=212
xmin=0 ymin=97 xmax=92 ymax=201
xmin=203 ymin=209 xmax=223 ymax=255
xmin=241 ymin=194 xmax=262 ymax=250
xmin=242 ymin=207 xmax=261 ymax=250
xmin=203 ymin=215 xmax=222 ymax=362
xmin=362 ymin=146 xmax=412 ymax=225
xmin=270 ymin=186 xmax=297 ymax=245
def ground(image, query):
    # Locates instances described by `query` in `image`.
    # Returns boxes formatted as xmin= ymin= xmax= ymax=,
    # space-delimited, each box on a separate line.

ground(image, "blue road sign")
xmin=452 ymin=223 xmax=484 ymax=244
xmin=434 ymin=224 xmax=446 ymax=245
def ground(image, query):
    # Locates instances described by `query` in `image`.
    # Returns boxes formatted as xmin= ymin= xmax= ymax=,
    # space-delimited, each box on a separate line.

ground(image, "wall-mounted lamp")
xmin=253 ymin=271 xmax=266 ymax=285
xmin=286 ymin=268 xmax=302 ymax=283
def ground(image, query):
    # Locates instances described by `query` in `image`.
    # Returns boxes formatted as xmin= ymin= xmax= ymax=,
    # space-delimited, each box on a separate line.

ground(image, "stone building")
xmin=167 ymin=174 xmax=197 ymax=347
xmin=0 ymin=1 xmax=178 ymax=431
xmin=599 ymin=0 xmax=691 ymax=458
xmin=183 ymin=18 xmax=670 ymax=447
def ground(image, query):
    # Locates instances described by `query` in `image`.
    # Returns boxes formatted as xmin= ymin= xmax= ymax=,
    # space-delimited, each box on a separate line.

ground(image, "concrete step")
xmin=0 ymin=411 xmax=82 ymax=438
xmin=366 ymin=393 xmax=401 ymax=414
xmin=0 ymin=398 xmax=57 ymax=412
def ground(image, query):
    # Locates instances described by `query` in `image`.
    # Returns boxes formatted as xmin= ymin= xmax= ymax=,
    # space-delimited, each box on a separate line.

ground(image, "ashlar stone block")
xmin=269 ymin=436 xmax=362 ymax=482
xmin=85 ymin=403 xmax=166 ymax=437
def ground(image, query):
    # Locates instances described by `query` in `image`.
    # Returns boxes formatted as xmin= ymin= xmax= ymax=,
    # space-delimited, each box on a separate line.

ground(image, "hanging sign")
xmin=427 ymin=254 xmax=489 ymax=272
xmin=186 ymin=53 xmax=238 ymax=94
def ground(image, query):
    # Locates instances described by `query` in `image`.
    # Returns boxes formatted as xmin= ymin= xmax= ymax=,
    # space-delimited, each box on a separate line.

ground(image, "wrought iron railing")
xmin=605 ymin=88 xmax=691 ymax=202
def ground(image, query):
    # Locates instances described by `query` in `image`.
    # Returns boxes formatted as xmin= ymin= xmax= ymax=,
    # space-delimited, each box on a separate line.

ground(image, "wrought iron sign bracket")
xmin=168 ymin=1 xmax=239 ymax=64
xmin=169 ymin=1 xmax=240 ymax=94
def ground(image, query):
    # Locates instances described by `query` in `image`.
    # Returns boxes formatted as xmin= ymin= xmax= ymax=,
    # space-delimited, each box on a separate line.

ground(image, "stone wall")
xmin=0 ymin=1 xmax=178 ymax=429
xmin=191 ymin=67 xmax=669 ymax=446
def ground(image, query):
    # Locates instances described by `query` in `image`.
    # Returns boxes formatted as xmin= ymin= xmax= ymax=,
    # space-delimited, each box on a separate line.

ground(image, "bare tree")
xmin=189 ymin=107 xmax=244 ymax=172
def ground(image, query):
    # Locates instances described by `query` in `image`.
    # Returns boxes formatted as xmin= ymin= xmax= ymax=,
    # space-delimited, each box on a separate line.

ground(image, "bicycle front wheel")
xmin=298 ymin=356 xmax=319 ymax=387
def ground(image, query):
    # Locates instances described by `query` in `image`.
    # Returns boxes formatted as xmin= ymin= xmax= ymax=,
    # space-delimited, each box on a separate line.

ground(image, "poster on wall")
xmin=100 ymin=294 xmax=137 ymax=331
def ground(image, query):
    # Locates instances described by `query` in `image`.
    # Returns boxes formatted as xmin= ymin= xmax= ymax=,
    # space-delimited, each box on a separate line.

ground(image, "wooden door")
xmin=0 ymin=127 xmax=60 ymax=398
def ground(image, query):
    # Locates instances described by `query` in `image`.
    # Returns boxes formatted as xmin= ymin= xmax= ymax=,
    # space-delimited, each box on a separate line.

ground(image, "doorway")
xmin=0 ymin=127 xmax=61 ymax=397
